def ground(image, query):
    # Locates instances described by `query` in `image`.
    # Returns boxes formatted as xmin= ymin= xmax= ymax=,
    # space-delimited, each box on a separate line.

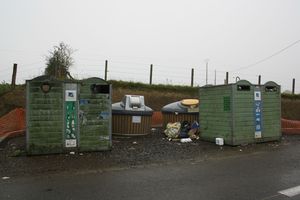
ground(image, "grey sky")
xmin=0 ymin=0 xmax=299 ymax=92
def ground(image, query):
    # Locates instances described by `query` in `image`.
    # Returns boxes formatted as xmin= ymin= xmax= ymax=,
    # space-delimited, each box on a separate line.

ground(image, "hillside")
xmin=0 ymin=81 xmax=299 ymax=120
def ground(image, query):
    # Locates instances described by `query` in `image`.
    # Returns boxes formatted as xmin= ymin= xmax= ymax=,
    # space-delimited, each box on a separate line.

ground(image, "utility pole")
xmin=104 ymin=60 xmax=108 ymax=81
xmin=205 ymin=60 xmax=209 ymax=85
xmin=191 ymin=68 xmax=194 ymax=87
xmin=214 ymin=70 xmax=216 ymax=85
xmin=149 ymin=64 xmax=153 ymax=85
xmin=258 ymin=75 xmax=261 ymax=85
xmin=11 ymin=63 xmax=17 ymax=88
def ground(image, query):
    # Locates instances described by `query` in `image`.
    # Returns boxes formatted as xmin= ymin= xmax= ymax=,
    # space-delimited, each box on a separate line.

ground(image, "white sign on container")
xmin=65 ymin=139 xmax=77 ymax=147
xmin=132 ymin=116 xmax=141 ymax=123
xmin=65 ymin=90 xmax=77 ymax=101
xmin=254 ymin=91 xmax=261 ymax=101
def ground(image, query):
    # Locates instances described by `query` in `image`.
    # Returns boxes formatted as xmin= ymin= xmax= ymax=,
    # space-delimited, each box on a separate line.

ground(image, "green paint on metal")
xmin=26 ymin=77 xmax=64 ymax=155
xmin=223 ymin=96 xmax=231 ymax=111
xmin=26 ymin=76 xmax=111 ymax=155
xmin=79 ymin=78 xmax=111 ymax=151
xmin=200 ymin=80 xmax=281 ymax=146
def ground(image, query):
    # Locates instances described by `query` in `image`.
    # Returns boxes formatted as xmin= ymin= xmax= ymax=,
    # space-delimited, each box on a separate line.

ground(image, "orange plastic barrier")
xmin=281 ymin=118 xmax=300 ymax=135
xmin=0 ymin=108 xmax=25 ymax=141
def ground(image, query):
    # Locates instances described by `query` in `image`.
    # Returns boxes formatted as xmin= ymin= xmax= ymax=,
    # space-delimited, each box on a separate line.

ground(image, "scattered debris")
xmin=10 ymin=149 xmax=23 ymax=157
xmin=164 ymin=121 xmax=200 ymax=142
xmin=69 ymin=152 xmax=75 ymax=155
xmin=180 ymin=138 xmax=192 ymax=143
xmin=179 ymin=121 xmax=190 ymax=138
xmin=79 ymin=153 xmax=83 ymax=156
xmin=132 ymin=141 xmax=138 ymax=145
xmin=164 ymin=122 xmax=181 ymax=139
xmin=2 ymin=177 xmax=10 ymax=180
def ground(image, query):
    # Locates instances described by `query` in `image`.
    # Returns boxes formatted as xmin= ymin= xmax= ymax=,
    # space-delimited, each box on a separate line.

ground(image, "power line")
xmin=232 ymin=39 xmax=300 ymax=72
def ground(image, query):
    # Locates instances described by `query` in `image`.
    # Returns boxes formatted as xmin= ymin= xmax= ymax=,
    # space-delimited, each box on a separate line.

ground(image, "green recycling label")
xmin=65 ymin=101 xmax=77 ymax=147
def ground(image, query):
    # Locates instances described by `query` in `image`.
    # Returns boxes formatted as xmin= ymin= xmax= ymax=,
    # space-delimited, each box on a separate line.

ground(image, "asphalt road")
xmin=1 ymin=143 xmax=300 ymax=200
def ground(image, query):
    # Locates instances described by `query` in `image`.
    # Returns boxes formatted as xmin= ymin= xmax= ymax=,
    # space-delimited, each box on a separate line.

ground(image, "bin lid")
xmin=112 ymin=95 xmax=153 ymax=116
xmin=181 ymin=99 xmax=199 ymax=106
xmin=161 ymin=99 xmax=199 ymax=114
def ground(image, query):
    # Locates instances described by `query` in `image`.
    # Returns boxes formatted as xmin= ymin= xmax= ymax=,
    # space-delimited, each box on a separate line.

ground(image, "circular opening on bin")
xmin=41 ymin=82 xmax=51 ymax=93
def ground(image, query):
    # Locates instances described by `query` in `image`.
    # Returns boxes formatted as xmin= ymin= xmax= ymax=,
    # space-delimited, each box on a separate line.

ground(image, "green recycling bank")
xmin=26 ymin=76 xmax=112 ymax=155
xmin=199 ymin=80 xmax=281 ymax=145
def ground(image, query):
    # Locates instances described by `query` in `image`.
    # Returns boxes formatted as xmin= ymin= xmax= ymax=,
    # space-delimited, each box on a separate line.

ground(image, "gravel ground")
xmin=1 ymin=130 xmax=299 ymax=178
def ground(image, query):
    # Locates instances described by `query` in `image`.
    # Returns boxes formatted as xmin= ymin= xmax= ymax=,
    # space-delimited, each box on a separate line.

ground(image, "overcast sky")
xmin=0 ymin=0 xmax=300 ymax=92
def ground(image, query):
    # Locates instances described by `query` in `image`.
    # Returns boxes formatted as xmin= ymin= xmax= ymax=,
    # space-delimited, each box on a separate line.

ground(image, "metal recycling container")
xmin=199 ymin=80 xmax=281 ymax=146
xmin=112 ymin=95 xmax=153 ymax=136
xmin=78 ymin=77 xmax=112 ymax=152
xmin=161 ymin=99 xmax=199 ymax=128
xmin=26 ymin=76 xmax=112 ymax=155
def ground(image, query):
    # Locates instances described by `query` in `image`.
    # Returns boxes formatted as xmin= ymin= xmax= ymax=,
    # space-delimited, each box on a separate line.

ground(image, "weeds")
xmin=0 ymin=82 xmax=11 ymax=96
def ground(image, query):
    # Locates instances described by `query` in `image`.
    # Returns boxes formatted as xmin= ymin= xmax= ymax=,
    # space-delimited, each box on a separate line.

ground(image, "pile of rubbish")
xmin=164 ymin=121 xmax=199 ymax=143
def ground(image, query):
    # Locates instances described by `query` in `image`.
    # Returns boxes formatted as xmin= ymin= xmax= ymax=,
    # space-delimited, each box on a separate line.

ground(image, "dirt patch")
xmin=0 ymin=88 xmax=25 ymax=117
xmin=282 ymin=99 xmax=300 ymax=120
xmin=112 ymin=88 xmax=197 ymax=111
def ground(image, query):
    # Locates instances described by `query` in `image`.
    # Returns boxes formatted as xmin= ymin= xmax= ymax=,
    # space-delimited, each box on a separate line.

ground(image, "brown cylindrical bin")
xmin=161 ymin=99 xmax=199 ymax=128
xmin=112 ymin=95 xmax=153 ymax=136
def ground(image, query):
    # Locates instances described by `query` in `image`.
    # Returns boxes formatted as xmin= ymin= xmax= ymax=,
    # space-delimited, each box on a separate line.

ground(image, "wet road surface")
xmin=1 ymin=140 xmax=300 ymax=200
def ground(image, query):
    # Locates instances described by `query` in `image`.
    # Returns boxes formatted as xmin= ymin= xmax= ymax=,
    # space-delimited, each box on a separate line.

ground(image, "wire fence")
xmin=0 ymin=59 xmax=298 ymax=93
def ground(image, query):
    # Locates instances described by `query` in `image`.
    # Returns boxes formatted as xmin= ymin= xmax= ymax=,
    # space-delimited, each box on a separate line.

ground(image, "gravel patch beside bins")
xmin=0 ymin=129 xmax=298 ymax=178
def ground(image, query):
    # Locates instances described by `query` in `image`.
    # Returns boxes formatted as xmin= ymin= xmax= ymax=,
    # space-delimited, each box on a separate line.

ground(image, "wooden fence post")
xmin=225 ymin=72 xmax=229 ymax=85
xmin=292 ymin=78 xmax=295 ymax=95
xmin=104 ymin=60 xmax=108 ymax=81
xmin=11 ymin=63 xmax=17 ymax=88
xmin=149 ymin=64 xmax=153 ymax=85
xmin=191 ymin=68 xmax=194 ymax=87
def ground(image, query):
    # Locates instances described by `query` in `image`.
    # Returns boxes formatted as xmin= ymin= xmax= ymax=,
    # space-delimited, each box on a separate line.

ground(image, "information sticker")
xmin=132 ymin=116 xmax=141 ymax=123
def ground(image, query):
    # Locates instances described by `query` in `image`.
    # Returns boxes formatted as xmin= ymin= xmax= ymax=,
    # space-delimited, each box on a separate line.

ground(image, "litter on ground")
xmin=164 ymin=121 xmax=199 ymax=142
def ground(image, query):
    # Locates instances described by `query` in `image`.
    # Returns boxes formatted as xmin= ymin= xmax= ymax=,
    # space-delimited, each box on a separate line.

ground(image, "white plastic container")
xmin=215 ymin=138 xmax=224 ymax=146
xmin=180 ymin=138 xmax=192 ymax=143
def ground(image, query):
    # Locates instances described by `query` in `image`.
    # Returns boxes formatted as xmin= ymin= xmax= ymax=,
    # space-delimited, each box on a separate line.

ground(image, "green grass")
xmin=108 ymin=80 xmax=198 ymax=95
xmin=281 ymin=93 xmax=300 ymax=100
xmin=0 ymin=82 xmax=25 ymax=97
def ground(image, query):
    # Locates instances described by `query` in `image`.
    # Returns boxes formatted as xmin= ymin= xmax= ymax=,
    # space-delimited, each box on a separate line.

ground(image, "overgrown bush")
xmin=0 ymin=82 xmax=12 ymax=96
